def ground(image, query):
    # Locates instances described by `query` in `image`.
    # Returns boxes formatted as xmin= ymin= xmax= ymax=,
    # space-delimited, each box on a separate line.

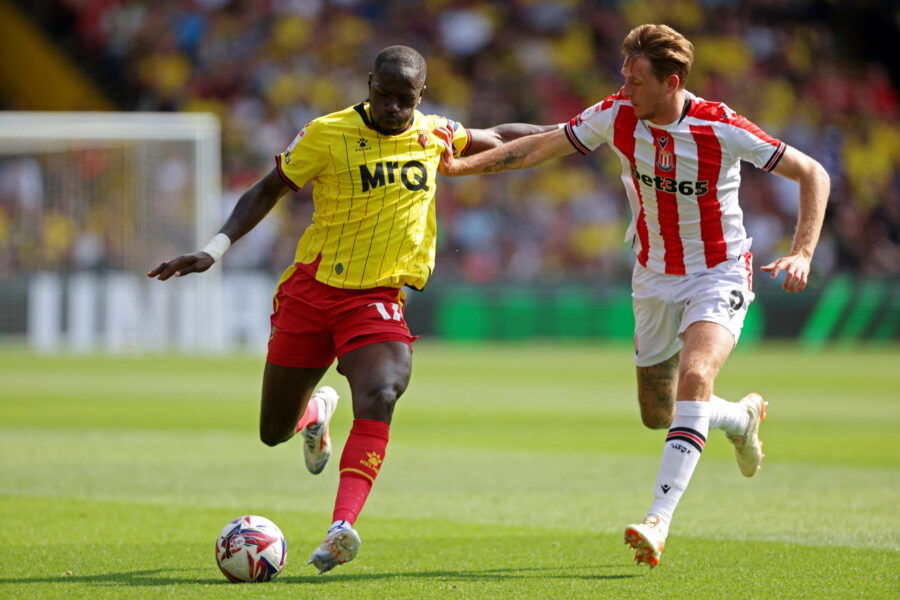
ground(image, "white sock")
xmin=648 ymin=400 xmax=710 ymax=524
xmin=708 ymin=394 xmax=749 ymax=436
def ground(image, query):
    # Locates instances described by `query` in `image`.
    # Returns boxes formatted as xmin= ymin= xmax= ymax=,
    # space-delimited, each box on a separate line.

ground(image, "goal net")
xmin=0 ymin=112 xmax=224 ymax=353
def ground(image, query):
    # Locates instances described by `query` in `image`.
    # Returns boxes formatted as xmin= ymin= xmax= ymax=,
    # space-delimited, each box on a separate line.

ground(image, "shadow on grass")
xmin=1 ymin=564 xmax=637 ymax=586
xmin=281 ymin=564 xmax=638 ymax=584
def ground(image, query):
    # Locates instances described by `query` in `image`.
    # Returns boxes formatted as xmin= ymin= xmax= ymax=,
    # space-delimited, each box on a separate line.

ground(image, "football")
xmin=215 ymin=515 xmax=287 ymax=583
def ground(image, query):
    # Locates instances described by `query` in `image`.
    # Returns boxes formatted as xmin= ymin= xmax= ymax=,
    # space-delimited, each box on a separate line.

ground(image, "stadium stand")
xmin=2 ymin=0 xmax=898 ymax=284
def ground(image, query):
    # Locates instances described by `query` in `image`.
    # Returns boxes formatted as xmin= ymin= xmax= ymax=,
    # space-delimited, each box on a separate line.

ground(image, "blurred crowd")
xmin=2 ymin=0 xmax=898 ymax=281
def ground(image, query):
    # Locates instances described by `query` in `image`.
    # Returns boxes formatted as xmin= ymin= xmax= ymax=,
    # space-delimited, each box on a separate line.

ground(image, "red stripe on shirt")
xmin=612 ymin=106 xmax=649 ymax=267
xmin=690 ymin=125 xmax=728 ymax=268
xmin=688 ymin=99 xmax=781 ymax=148
xmin=649 ymin=127 xmax=685 ymax=275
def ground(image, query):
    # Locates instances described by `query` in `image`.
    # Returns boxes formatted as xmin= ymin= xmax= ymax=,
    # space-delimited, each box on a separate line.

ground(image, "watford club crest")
xmin=417 ymin=131 xmax=428 ymax=149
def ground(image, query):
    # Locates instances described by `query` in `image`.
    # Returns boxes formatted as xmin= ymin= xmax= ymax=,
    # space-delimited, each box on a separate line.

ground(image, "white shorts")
xmin=632 ymin=251 xmax=755 ymax=367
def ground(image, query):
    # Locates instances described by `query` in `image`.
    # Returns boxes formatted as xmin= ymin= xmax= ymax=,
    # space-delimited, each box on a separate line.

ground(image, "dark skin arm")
xmin=147 ymin=168 xmax=292 ymax=280
xmin=148 ymin=123 xmax=554 ymax=280
xmin=464 ymin=123 xmax=561 ymax=155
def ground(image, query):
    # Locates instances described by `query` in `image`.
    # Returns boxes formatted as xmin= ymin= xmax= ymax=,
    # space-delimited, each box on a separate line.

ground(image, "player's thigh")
xmin=676 ymin=256 xmax=755 ymax=350
xmin=632 ymin=266 xmax=683 ymax=368
xmin=332 ymin=287 xmax=416 ymax=411
xmin=338 ymin=340 xmax=412 ymax=418
xmin=259 ymin=361 xmax=329 ymax=439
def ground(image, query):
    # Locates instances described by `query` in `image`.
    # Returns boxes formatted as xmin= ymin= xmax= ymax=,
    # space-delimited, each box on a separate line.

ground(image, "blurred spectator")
xmin=4 ymin=0 xmax=898 ymax=280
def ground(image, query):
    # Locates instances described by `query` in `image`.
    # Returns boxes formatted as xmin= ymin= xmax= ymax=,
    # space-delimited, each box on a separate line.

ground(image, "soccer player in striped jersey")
xmin=437 ymin=24 xmax=830 ymax=567
xmin=148 ymin=45 xmax=559 ymax=574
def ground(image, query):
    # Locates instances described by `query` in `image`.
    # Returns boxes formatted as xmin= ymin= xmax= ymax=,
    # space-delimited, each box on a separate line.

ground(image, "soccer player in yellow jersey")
xmin=148 ymin=45 xmax=558 ymax=574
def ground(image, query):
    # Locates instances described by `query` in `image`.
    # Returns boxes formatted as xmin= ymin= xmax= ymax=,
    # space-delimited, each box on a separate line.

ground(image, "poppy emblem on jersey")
xmin=417 ymin=131 xmax=428 ymax=149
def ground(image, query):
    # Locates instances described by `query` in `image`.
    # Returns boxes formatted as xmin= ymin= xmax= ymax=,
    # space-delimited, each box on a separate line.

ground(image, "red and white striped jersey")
xmin=565 ymin=90 xmax=785 ymax=275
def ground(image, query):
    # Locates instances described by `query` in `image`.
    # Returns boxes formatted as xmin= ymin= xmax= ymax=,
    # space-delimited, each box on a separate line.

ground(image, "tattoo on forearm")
xmin=482 ymin=148 xmax=527 ymax=173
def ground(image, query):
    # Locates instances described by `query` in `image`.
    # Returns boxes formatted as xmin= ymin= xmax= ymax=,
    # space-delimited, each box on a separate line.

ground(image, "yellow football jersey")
xmin=276 ymin=102 xmax=471 ymax=290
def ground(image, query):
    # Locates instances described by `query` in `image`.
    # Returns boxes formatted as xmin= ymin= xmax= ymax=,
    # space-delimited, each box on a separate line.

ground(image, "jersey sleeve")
xmin=721 ymin=107 xmax=786 ymax=172
xmin=445 ymin=118 xmax=471 ymax=157
xmin=275 ymin=120 xmax=327 ymax=190
xmin=565 ymin=97 xmax=618 ymax=155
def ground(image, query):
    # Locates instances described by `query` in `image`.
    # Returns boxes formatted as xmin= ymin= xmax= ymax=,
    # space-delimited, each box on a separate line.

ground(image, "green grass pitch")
xmin=1 ymin=342 xmax=898 ymax=599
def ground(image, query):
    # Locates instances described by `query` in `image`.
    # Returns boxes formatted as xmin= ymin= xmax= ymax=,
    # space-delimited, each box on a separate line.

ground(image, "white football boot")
xmin=624 ymin=515 xmax=667 ymax=568
xmin=301 ymin=386 xmax=339 ymax=475
xmin=308 ymin=521 xmax=361 ymax=574
xmin=725 ymin=393 xmax=767 ymax=477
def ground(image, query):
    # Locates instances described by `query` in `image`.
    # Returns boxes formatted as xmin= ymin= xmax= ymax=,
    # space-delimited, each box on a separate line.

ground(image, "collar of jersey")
xmin=641 ymin=92 xmax=694 ymax=130
xmin=354 ymin=102 xmax=417 ymax=136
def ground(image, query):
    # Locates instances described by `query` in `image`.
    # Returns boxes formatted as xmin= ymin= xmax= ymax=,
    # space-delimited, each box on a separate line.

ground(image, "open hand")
xmin=147 ymin=252 xmax=215 ymax=281
xmin=760 ymin=253 xmax=811 ymax=292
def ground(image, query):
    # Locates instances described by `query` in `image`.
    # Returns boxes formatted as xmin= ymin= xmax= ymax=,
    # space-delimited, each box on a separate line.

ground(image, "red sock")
xmin=294 ymin=396 xmax=321 ymax=433
xmin=332 ymin=419 xmax=390 ymax=524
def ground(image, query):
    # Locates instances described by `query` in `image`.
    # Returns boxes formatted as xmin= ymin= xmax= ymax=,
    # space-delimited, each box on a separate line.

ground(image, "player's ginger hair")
xmin=622 ymin=24 xmax=694 ymax=88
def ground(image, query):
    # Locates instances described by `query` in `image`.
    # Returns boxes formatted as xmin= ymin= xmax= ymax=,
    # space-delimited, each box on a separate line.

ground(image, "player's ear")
xmin=367 ymin=72 xmax=373 ymax=99
xmin=667 ymin=74 xmax=680 ymax=92
xmin=418 ymin=84 xmax=426 ymax=104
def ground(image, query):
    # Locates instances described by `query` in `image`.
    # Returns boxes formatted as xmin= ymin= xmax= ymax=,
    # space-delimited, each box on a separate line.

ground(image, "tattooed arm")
xmin=438 ymin=127 xmax=576 ymax=176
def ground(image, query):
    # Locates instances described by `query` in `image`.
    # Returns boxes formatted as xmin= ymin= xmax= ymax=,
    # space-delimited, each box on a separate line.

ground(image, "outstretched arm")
xmin=465 ymin=123 xmax=561 ymax=155
xmin=760 ymin=145 xmax=830 ymax=292
xmin=439 ymin=127 xmax=576 ymax=176
xmin=147 ymin=168 xmax=292 ymax=280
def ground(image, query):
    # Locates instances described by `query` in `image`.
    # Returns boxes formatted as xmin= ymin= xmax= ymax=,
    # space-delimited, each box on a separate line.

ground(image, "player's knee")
xmin=356 ymin=381 xmax=406 ymax=422
xmin=678 ymin=365 xmax=715 ymax=396
xmin=641 ymin=410 xmax=671 ymax=430
xmin=259 ymin=422 xmax=289 ymax=447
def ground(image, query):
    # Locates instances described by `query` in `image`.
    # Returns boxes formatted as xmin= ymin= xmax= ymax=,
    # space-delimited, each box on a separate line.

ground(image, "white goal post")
xmin=0 ymin=112 xmax=225 ymax=353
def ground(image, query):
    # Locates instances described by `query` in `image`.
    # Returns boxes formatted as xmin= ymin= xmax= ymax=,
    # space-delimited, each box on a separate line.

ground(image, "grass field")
xmin=1 ymin=342 xmax=898 ymax=599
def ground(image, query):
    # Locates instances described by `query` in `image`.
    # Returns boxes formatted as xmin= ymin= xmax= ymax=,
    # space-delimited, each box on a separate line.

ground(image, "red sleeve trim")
xmin=763 ymin=142 xmax=786 ymax=172
xmin=564 ymin=122 xmax=590 ymax=155
xmin=275 ymin=154 xmax=300 ymax=191
xmin=460 ymin=127 xmax=473 ymax=157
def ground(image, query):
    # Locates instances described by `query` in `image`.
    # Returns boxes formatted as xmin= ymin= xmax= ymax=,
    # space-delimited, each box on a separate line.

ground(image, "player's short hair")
xmin=373 ymin=45 xmax=427 ymax=89
xmin=621 ymin=24 xmax=693 ymax=88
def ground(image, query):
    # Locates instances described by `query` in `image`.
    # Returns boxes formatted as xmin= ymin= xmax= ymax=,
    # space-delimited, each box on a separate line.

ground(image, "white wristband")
xmin=557 ymin=122 xmax=566 ymax=129
xmin=202 ymin=233 xmax=231 ymax=263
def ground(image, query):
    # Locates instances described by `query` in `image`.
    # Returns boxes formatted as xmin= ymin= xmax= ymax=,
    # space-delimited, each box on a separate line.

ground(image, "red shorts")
xmin=267 ymin=261 xmax=417 ymax=368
